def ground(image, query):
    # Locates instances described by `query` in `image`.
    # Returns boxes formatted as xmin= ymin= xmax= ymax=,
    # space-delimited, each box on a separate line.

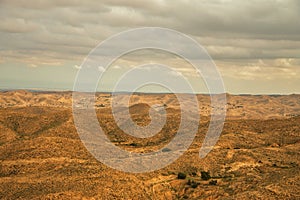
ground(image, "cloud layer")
xmin=0 ymin=0 xmax=299 ymax=93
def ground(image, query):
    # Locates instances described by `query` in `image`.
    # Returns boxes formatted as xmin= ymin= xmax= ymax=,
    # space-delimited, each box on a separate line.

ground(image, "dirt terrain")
xmin=0 ymin=90 xmax=299 ymax=199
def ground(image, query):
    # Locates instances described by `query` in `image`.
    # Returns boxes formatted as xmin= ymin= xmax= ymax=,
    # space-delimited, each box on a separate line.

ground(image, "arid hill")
xmin=1 ymin=90 xmax=299 ymax=119
xmin=0 ymin=90 xmax=299 ymax=199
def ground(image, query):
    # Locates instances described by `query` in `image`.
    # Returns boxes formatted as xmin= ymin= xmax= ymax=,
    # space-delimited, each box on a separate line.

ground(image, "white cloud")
xmin=169 ymin=70 xmax=183 ymax=77
xmin=274 ymin=58 xmax=294 ymax=68
xmin=74 ymin=64 xmax=82 ymax=70
xmin=112 ymin=65 xmax=121 ymax=69
xmin=98 ymin=66 xmax=106 ymax=72
xmin=28 ymin=64 xmax=38 ymax=68
xmin=218 ymin=59 xmax=300 ymax=81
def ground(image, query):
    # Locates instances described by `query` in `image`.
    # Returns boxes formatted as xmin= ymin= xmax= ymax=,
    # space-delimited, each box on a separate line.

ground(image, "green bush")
xmin=162 ymin=148 xmax=171 ymax=152
xmin=201 ymin=171 xmax=211 ymax=180
xmin=187 ymin=179 xmax=199 ymax=188
xmin=209 ymin=180 xmax=217 ymax=185
xmin=191 ymin=171 xmax=197 ymax=176
xmin=129 ymin=143 xmax=138 ymax=147
xmin=177 ymin=172 xmax=186 ymax=179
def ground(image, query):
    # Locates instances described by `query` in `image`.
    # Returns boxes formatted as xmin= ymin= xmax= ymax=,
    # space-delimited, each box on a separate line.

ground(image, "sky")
xmin=0 ymin=0 xmax=299 ymax=94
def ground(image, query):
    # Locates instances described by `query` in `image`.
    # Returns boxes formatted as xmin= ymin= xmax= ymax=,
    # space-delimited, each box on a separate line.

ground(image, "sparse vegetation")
xmin=177 ymin=172 xmax=186 ymax=179
xmin=162 ymin=147 xmax=171 ymax=152
xmin=0 ymin=91 xmax=300 ymax=199
xmin=187 ymin=179 xmax=200 ymax=188
xmin=209 ymin=180 xmax=217 ymax=185
xmin=129 ymin=142 xmax=138 ymax=147
xmin=191 ymin=171 xmax=197 ymax=176
xmin=201 ymin=171 xmax=211 ymax=180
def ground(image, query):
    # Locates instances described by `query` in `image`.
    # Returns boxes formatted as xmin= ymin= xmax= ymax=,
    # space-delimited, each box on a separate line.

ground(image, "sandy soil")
xmin=0 ymin=90 xmax=299 ymax=199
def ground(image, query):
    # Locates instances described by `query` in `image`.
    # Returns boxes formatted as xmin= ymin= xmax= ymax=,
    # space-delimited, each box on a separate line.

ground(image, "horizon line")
xmin=0 ymin=88 xmax=299 ymax=96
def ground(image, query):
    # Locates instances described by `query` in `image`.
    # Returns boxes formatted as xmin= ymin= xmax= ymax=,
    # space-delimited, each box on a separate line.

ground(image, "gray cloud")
xmin=0 ymin=0 xmax=299 ymax=93
xmin=0 ymin=0 xmax=299 ymax=61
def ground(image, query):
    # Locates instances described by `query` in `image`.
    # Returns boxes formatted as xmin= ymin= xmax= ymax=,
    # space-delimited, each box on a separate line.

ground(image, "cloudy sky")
xmin=0 ymin=0 xmax=299 ymax=94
